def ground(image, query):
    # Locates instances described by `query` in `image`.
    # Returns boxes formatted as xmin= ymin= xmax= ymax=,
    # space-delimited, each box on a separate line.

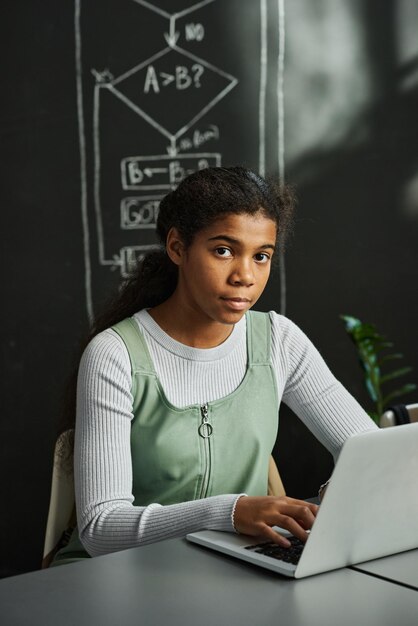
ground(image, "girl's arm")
xmin=270 ymin=312 xmax=378 ymax=460
xmin=74 ymin=331 xmax=239 ymax=557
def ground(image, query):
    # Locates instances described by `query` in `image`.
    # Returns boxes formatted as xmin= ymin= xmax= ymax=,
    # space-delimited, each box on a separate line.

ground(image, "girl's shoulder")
xmin=266 ymin=310 xmax=306 ymax=338
xmin=81 ymin=327 xmax=130 ymax=371
xmin=266 ymin=311 xmax=316 ymax=359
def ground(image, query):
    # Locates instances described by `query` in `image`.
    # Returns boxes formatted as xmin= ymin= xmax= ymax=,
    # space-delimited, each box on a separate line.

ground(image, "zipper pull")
xmin=198 ymin=403 xmax=213 ymax=439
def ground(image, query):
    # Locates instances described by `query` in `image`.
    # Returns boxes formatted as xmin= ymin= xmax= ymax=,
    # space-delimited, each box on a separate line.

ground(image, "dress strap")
xmin=112 ymin=318 xmax=157 ymax=407
xmin=112 ymin=317 xmax=156 ymax=374
xmin=246 ymin=311 xmax=271 ymax=366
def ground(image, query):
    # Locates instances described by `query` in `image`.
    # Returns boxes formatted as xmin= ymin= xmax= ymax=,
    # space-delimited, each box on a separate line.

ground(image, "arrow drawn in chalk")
xmin=144 ymin=167 xmax=168 ymax=177
xmin=166 ymin=137 xmax=177 ymax=157
xmin=164 ymin=18 xmax=180 ymax=47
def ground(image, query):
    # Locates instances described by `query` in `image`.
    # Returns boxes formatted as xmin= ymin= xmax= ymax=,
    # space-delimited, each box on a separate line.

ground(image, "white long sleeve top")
xmin=75 ymin=310 xmax=377 ymax=557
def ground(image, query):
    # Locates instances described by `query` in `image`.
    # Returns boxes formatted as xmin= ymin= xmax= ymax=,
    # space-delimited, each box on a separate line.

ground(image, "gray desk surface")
xmin=352 ymin=548 xmax=418 ymax=590
xmin=1 ymin=538 xmax=418 ymax=626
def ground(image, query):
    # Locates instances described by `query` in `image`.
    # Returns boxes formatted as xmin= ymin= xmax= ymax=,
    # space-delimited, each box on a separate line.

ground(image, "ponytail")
xmin=91 ymin=249 xmax=177 ymax=337
xmin=58 ymin=249 xmax=177 ymax=446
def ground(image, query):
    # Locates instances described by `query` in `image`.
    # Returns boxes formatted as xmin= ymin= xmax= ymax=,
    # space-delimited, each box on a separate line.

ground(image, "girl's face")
xmin=170 ymin=211 xmax=277 ymax=327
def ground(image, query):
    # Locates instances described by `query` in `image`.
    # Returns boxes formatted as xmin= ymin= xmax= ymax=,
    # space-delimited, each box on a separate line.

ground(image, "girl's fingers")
xmin=280 ymin=504 xmax=317 ymax=529
xmin=275 ymin=516 xmax=310 ymax=543
xmin=265 ymin=504 xmax=317 ymax=543
xmin=282 ymin=498 xmax=319 ymax=516
xmin=259 ymin=524 xmax=292 ymax=547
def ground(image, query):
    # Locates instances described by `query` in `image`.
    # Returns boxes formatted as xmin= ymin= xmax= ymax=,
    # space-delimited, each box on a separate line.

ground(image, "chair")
xmin=268 ymin=455 xmax=286 ymax=497
xmin=42 ymin=430 xmax=76 ymax=568
xmin=380 ymin=403 xmax=418 ymax=428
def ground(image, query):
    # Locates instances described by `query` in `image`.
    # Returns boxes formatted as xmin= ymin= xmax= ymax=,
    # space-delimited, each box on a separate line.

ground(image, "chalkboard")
xmin=1 ymin=0 xmax=290 ymax=578
xmin=2 ymin=0 xmax=418 ymax=578
xmin=75 ymin=0 xmax=286 ymax=318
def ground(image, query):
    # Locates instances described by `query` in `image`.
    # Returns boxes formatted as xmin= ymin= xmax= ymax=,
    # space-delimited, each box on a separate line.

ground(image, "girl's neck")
xmin=148 ymin=298 xmax=235 ymax=348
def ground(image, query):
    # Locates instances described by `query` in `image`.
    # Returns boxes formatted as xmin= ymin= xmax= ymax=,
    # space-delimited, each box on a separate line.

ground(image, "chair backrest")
xmin=268 ymin=455 xmax=286 ymax=497
xmin=408 ymin=404 xmax=418 ymax=422
xmin=380 ymin=403 xmax=418 ymax=428
xmin=42 ymin=430 xmax=75 ymax=567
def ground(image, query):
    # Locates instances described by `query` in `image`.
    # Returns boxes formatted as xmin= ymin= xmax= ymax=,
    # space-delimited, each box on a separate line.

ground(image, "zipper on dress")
xmin=198 ymin=403 xmax=213 ymax=498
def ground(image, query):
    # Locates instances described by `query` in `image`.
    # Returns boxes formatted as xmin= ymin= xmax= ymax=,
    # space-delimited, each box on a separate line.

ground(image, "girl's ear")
xmin=166 ymin=227 xmax=185 ymax=266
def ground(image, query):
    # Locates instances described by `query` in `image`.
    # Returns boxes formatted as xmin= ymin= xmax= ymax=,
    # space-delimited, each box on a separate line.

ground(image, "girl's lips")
xmin=221 ymin=297 xmax=250 ymax=311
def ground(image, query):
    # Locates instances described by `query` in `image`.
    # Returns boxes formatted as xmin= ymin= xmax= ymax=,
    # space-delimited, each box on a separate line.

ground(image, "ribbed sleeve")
xmin=269 ymin=312 xmax=377 ymax=459
xmin=74 ymin=330 xmax=241 ymax=557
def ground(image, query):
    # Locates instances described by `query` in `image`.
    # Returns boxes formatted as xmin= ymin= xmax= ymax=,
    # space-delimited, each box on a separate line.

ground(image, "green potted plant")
xmin=340 ymin=315 xmax=416 ymax=424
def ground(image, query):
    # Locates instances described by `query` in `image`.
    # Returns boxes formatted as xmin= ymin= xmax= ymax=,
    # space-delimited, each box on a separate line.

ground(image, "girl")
xmin=54 ymin=166 xmax=376 ymax=564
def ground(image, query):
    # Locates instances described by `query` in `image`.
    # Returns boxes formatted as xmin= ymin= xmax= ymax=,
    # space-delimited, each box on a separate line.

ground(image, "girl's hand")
xmin=233 ymin=496 xmax=319 ymax=547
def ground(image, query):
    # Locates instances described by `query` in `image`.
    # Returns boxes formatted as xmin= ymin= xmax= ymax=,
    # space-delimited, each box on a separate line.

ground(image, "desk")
xmin=352 ymin=549 xmax=418 ymax=591
xmin=1 ymin=539 xmax=418 ymax=626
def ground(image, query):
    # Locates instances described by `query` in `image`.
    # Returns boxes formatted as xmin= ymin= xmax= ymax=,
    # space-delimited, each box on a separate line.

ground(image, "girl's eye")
xmin=215 ymin=247 xmax=232 ymax=257
xmin=254 ymin=252 xmax=270 ymax=263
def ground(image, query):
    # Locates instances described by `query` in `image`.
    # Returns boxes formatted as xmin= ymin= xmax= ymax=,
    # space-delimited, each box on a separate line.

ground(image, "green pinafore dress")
xmin=52 ymin=311 xmax=279 ymax=564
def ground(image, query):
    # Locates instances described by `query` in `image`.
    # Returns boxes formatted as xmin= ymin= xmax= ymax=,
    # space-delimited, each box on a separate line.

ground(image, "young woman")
xmin=54 ymin=166 xmax=376 ymax=564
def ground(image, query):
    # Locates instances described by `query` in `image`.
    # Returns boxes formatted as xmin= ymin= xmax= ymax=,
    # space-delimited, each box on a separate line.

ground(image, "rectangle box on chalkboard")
xmin=120 ymin=196 xmax=163 ymax=229
xmin=121 ymin=154 xmax=221 ymax=190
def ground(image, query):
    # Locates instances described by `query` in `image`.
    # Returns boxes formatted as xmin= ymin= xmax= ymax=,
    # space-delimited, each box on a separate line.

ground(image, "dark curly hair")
xmin=94 ymin=166 xmax=293 ymax=328
xmin=60 ymin=166 xmax=295 ymax=445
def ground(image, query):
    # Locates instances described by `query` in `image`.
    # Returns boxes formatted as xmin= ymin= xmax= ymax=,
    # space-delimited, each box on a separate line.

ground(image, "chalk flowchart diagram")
xmin=92 ymin=0 xmax=237 ymax=280
xmin=75 ymin=0 xmax=286 ymax=320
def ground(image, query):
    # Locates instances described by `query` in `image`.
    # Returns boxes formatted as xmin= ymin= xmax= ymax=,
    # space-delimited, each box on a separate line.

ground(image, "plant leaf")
xmin=381 ymin=367 xmax=413 ymax=384
xmin=382 ymin=384 xmax=417 ymax=408
xmin=378 ymin=353 xmax=403 ymax=366
xmin=341 ymin=314 xmax=416 ymax=419
xmin=353 ymin=328 xmax=382 ymax=343
xmin=376 ymin=341 xmax=394 ymax=350
xmin=340 ymin=315 xmax=361 ymax=331
xmin=365 ymin=378 xmax=379 ymax=402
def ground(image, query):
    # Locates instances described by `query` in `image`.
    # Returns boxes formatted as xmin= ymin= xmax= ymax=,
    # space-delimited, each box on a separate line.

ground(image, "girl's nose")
xmin=229 ymin=260 xmax=255 ymax=286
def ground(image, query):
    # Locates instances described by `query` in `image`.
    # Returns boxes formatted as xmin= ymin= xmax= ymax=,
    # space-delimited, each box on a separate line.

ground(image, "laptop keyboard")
xmin=244 ymin=536 xmax=305 ymax=566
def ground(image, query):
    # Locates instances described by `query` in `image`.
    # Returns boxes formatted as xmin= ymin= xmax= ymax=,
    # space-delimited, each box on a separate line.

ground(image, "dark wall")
xmin=1 ymin=1 xmax=85 ymax=578
xmin=1 ymin=0 xmax=417 ymax=577
xmin=271 ymin=0 xmax=418 ymax=497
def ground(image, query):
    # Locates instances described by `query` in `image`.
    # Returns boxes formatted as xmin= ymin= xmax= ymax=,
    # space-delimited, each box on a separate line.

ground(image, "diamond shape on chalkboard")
xmin=145 ymin=0 xmax=205 ymax=13
xmin=107 ymin=47 xmax=238 ymax=139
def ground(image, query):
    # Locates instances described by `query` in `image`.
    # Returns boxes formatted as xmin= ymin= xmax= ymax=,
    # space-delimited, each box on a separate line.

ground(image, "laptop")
xmin=187 ymin=422 xmax=418 ymax=578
